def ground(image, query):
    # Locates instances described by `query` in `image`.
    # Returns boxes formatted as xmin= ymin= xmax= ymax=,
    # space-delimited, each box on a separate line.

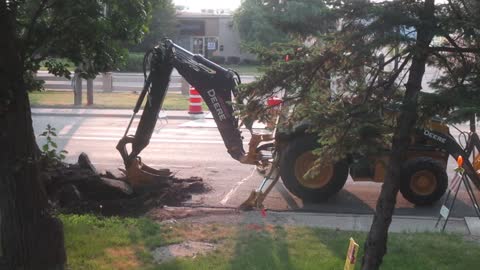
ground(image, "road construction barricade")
xmin=188 ymin=86 xmax=203 ymax=117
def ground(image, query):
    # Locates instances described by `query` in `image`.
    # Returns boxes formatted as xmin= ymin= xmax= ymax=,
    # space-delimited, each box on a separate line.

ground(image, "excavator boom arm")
xmin=169 ymin=41 xmax=245 ymax=160
xmin=117 ymin=40 xmax=245 ymax=169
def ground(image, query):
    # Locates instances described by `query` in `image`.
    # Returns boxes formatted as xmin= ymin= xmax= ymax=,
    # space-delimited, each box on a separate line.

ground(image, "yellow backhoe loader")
xmin=116 ymin=40 xmax=480 ymax=210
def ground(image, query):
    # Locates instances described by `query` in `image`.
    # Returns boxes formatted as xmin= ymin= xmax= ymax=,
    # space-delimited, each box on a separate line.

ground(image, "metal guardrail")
xmin=34 ymin=71 xmax=183 ymax=92
xmin=35 ymin=71 xmax=258 ymax=94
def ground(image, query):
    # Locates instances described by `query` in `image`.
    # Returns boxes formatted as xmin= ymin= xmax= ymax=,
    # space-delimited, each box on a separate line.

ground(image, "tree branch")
xmin=459 ymin=0 xmax=474 ymax=19
xmin=363 ymin=50 xmax=411 ymax=102
xmin=431 ymin=51 xmax=455 ymax=80
xmin=447 ymin=0 xmax=464 ymax=20
xmin=382 ymin=53 xmax=413 ymax=98
xmin=429 ymin=46 xmax=480 ymax=53
xmin=443 ymin=35 xmax=465 ymax=53
xmin=442 ymin=34 xmax=469 ymax=84
xmin=379 ymin=48 xmax=405 ymax=69
xmin=23 ymin=0 xmax=50 ymax=57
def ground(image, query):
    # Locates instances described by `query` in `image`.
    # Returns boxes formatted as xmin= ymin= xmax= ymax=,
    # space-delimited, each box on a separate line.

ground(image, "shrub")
xmin=208 ymin=56 xmax=226 ymax=65
xmin=119 ymin=53 xmax=144 ymax=72
xmin=226 ymin=56 xmax=240 ymax=65
xmin=242 ymin=58 xmax=260 ymax=65
xmin=39 ymin=124 xmax=68 ymax=167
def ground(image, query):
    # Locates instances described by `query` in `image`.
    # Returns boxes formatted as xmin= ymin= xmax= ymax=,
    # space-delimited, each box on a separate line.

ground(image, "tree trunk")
xmin=87 ymin=78 xmax=94 ymax=106
xmin=74 ymin=71 xmax=82 ymax=106
xmin=0 ymin=4 xmax=66 ymax=269
xmin=361 ymin=1 xmax=436 ymax=269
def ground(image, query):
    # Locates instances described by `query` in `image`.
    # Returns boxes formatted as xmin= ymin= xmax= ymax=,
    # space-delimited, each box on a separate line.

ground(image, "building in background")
xmin=174 ymin=8 xmax=255 ymax=63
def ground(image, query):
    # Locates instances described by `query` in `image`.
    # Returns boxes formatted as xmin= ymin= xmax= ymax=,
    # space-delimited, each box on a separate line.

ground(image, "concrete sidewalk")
xmin=32 ymin=107 xmax=194 ymax=119
xmin=174 ymin=208 xmax=480 ymax=236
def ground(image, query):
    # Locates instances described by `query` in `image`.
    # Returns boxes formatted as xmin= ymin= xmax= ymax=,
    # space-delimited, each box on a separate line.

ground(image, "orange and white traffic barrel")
xmin=188 ymin=86 xmax=204 ymax=118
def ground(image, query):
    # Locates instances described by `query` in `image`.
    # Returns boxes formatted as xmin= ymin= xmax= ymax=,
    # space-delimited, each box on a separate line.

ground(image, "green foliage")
xmin=414 ymin=0 xmax=480 ymax=124
xmin=419 ymin=1 xmax=480 ymax=123
xmin=130 ymin=0 xmax=177 ymax=52
xmin=226 ymin=56 xmax=241 ymax=65
xmin=260 ymin=0 xmax=334 ymax=37
xmin=237 ymin=0 xmax=480 ymax=164
xmin=234 ymin=0 xmax=333 ymax=47
xmin=118 ymin=52 xmax=145 ymax=72
xmin=39 ymin=124 xmax=68 ymax=166
xmin=42 ymin=58 xmax=72 ymax=79
xmin=208 ymin=56 xmax=226 ymax=65
xmin=24 ymin=71 xmax=45 ymax=92
xmin=12 ymin=0 xmax=157 ymax=86
xmin=234 ymin=0 xmax=289 ymax=46
xmin=241 ymin=58 xmax=260 ymax=65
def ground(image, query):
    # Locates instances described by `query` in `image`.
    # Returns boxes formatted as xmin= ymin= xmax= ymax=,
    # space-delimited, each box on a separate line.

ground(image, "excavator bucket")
xmin=239 ymin=167 xmax=281 ymax=210
xmin=117 ymin=134 xmax=174 ymax=188
xmin=120 ymin=157 xmax=172 ymax=187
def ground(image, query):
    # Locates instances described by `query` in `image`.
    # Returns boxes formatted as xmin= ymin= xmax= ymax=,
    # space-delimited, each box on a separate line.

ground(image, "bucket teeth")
xmin=239 ymin=166 xmax=280 ymax=211
xmin=124 ymin=158 xmax=172 ymax=187
xmin=239 ymin=190 xmax=265 ymax=210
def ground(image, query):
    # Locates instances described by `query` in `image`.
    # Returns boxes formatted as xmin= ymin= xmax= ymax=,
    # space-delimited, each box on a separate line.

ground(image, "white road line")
xmin=59 ymin=124 xmax=74 ymax=135
xmin=220 ymin=167 xmax=256 ymax=205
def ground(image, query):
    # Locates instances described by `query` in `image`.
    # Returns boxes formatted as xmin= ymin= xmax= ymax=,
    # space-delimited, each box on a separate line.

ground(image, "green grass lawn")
xmin=61 ymin=214 xmax=480 ymax=270
xmin=29 ymin=91 xmax=207 ymax=110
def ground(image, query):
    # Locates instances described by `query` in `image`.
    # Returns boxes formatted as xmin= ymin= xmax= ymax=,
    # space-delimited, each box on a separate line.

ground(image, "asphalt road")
xmin=33 ymin=115 xmax=480 ymax=217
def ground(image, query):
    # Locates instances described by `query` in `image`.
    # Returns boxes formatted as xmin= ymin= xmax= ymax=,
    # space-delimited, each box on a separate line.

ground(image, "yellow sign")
xmin=344 ymin=238 xmax=359 ymax=270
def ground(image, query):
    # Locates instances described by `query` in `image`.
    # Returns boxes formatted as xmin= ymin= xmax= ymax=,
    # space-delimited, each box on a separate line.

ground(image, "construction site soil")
xmin=41 ymin=153 xmax=211 ymax=216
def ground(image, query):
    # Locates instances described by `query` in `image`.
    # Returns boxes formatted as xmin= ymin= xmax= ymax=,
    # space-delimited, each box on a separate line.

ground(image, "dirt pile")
xmin=41 ymin=153 xmax=210 ymax=216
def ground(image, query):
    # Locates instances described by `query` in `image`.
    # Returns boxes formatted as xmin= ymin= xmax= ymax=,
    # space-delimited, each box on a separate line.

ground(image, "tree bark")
xmin=74 ymin=71 xmax=82 ymax=106
xmin=361 ymin=1 xmax=436 ymax=269
xmin=0 ymin=3 xmax=66 ymax=269
xmin=87 ymin=78 xmax=94 ymax=106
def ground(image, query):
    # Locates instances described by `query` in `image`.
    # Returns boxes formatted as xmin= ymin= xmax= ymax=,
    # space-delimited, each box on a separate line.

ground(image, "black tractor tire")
xmin=400 ymin=157 xmax=448 ymax=206
xmin=279 ymin=135 xmax=349 ymax=202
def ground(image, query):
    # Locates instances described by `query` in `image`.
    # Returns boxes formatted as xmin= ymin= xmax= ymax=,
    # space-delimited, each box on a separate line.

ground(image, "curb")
xmin=31 ymin=111 xmax=191 ymax=120
xmin=171 ymin=207 xmax=475 ymax=234
xmin=172 ymin=205 xmax=479 ymax=235
xmin=31 ymin=108 xmax=194 ymax=120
